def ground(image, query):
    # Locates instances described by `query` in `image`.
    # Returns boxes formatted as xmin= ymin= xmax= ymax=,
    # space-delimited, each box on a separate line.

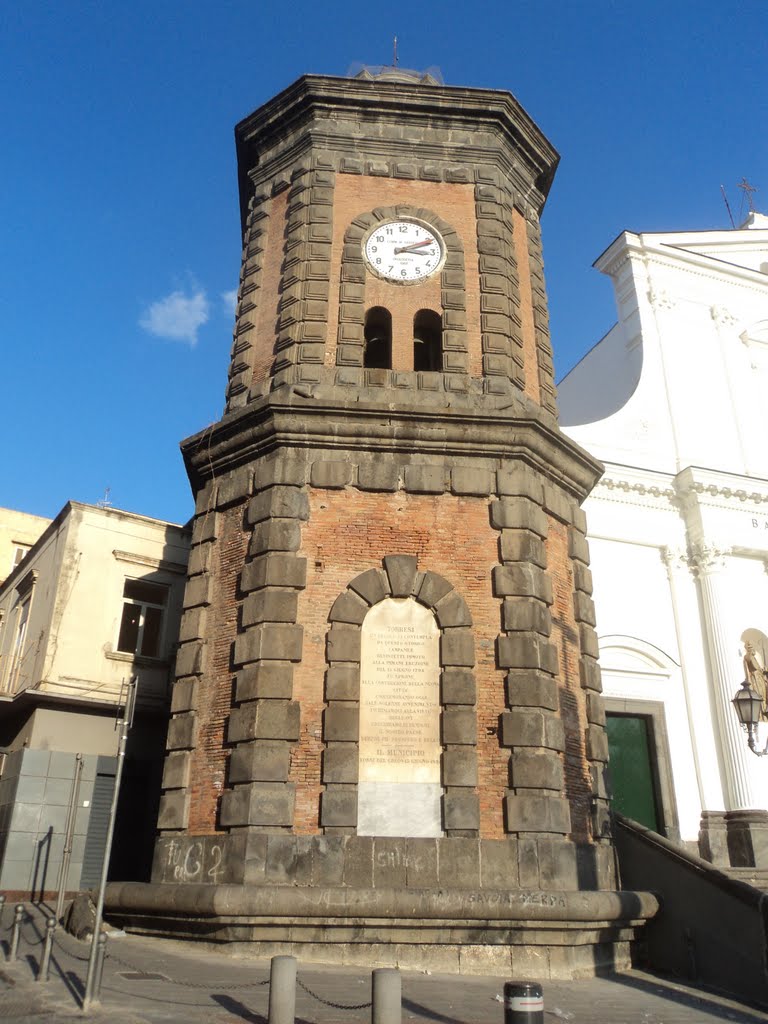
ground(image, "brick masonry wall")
xmin=293 ymin=486 xmax=506 ymax=837
xmin=325 ymin=176 xmax=481 ymax=375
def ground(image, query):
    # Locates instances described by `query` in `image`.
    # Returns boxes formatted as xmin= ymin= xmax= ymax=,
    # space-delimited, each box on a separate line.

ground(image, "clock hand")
xmin=393 ymin=239 xmax=435 ymax=254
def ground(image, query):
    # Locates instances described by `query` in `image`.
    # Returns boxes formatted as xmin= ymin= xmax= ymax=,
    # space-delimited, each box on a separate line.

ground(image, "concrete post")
xmin=37 ymin=917 xmax=56 ymax=982
xmin=372 ymin=967 xmax=401 ymax=1024
xmin=268 ymin=955 xmax=297 ymax=1024
xmin=9 ymin=904 xmax=24 ymax=961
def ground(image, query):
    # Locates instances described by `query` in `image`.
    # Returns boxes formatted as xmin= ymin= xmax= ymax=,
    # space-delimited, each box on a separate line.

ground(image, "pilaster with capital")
xmin=690 ymin=543 xmax=757 ymax=810
xmin=661 ymin=547 xmax=724 ymax=813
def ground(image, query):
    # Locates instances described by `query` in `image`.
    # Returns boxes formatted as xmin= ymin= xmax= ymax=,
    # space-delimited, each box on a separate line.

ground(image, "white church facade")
xmin=559 ymin=212 xmax=768 ymax=867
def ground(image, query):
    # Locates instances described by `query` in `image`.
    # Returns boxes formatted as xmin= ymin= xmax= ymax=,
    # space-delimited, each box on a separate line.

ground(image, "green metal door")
xmin=605 ymin=713 xmax=661 ymax=832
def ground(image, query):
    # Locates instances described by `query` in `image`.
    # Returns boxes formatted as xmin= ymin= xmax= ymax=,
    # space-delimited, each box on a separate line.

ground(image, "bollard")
xmin=8 ymin=904 xmax=24 ymax=962
xmin=37 ymin=917 xmax=56 ymax=982
xmin=503 ymin=981 xmax=544 ymax=1024
xmin=268 ymin=954 xmax=297 ymax=1024
xmin=372 ymin=967 xmax=401 ymax=1024
xmin=93 ymin=931 xmax=108 ymax=1001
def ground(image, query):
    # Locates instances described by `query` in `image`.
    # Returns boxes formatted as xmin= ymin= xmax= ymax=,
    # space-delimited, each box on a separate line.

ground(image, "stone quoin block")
xmin=310 ymin=460 xmax=353 ymax=488
xmin=572 ymin=506 xmax=588 ymax=534
xmin=502 ymin=598 xmax=552 ymax=636
xmin=403 ymin=465 xmax=447 ymax=494
xmin=220 ymin=782 xmax=296 ymax=828
xmin=443 ymin=791 xmax=480 ymax=830
xmin=542 ymin=485 xmax=572 ymax=524
xmin=505 ymin=671 xmax=559 ymax=711
xmin=573 ymin=591 xmax=597 ymax=626
xmin=323 ymin=703 xmax=360 ymax=742
xmin=450 ymin=467 xmax=494 ymax=496
xmin=326 ymin=627 xmax=362 ymax=663
xmin=492 ymin=564 xmax=553 ymax=603
xmin=440 ymin=668 xmax=476 ymax=705
xmin=510 ymin=749 xmax=564 ymax=791
xmin=496 ymin=634 xmax=559 ymax=674
xmin=441 ymin=707 xmax=476 ymax=745
xmin=233 ymin=623 xmax=304 ymax=665
xmin=357 ymin=461 xmax=400 ymax=492
xmin=187 ymin=543 xmax=213 ymax=577
xmin=320 ymin=788 xmax=358 ymax=827
xmin=162 ymin=751 xmax=191 ymax=790
xmin=586 ymin=691 xmax=606 ymax=726
xmin=256 ymin=458 xmax=309 ymax=493
xmin=235 ymin=662 xmax=294 ymax=702
xmin=496 ymin=467 xmax=544 ymax=503
xmin=156 ymin=790 xmax=190 ymax=831
xmin=579 ymin=625 xmax=600 ymax=659
xmin=440 ymin=629 xmax=475 ymax=667
xmin=249 ymin=519 xmax=302 ymax=556
xmin=325 ymin=663 xmax=361 ymax=701
xmin=174 ymin=641 xmax=206 ymax=678
xmin=216 ymin=466 xmax=252 ymax=508
xmin=178 ymin=606 xmax=207 ymax=643
xmin=183 ymin=573 xmax=211 ymax=609
xmin=242 ymin=588 xmax=299 ymax=626
xmin=190 ymin=511 xmax=218 ymax=545
xmin=241 ymin=553 xmax=308 ymax=592
xmin=580 ymin=656 xmax=603 ymax=692
xmin=505 ymin=793 xmax=572 ymax=835
xmin=500 ymin=709 xmax=565 ymax=751
xmin=229 ymin=740 xmax=291 ymax=783
xmin=322 ymin=745 xmax=359 ymax=783
xmin=574 ymin=562 xmax=593 ymax=595
xmin=228 ymin=700 xmax=300 ymax=742
xmin=170 ymin=680 xmax=199 ymax=714
xmin=490 ymin=499 xmax=548 ymax=537
xmin=586 ymin=724 xmax=610 ymax=762
xmin=166 ymin=715 xmax=198 ymax=751
xmin=569 ymin=529 xmax=591 ymax=565
xmin=499 ymin=531 xmax=547 ymax=568
xmin=442 ymin=747 xmax=478 ymax=786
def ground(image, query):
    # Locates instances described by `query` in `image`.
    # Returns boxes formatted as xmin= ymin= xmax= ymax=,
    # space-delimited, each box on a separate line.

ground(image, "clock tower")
xmin=107 ymin=68 xmax=656 ymax=977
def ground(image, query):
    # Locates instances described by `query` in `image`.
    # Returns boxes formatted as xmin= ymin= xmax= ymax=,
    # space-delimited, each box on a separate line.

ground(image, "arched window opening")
xmin=413 ymin=309 xmax=442 ymax=371
xmin=364 ymin=307 xmax=392 ymax=369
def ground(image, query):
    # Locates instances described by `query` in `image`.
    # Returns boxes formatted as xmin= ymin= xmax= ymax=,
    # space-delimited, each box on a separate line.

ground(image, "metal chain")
xmin=297 ymin=976 xmax=372 ymax=1010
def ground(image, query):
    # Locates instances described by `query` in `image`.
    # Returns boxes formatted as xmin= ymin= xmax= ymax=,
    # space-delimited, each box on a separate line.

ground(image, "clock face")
xmin=362 ymin=219 xmax=445 ymax=283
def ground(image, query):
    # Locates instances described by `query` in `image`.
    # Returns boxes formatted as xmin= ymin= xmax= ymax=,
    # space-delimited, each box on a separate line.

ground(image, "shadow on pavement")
xmin=211 ymin=993 xmax=317 ymax=1024
xmin=403 ymin=996 xmax=466 ymax=1023
xmin=610 ymin=971 xmax=768 ymax=1022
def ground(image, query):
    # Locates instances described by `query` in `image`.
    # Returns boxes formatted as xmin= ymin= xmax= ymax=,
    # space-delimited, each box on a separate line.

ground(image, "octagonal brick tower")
xmin=107 ymin=69 xmax=656 ymax=977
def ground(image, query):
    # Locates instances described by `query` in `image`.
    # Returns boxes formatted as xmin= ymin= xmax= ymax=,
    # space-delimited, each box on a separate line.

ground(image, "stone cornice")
xmin=181 ymin=388 xmax=602 ymax=501
xmin=235 ymin=74 xmax=559 ymax=227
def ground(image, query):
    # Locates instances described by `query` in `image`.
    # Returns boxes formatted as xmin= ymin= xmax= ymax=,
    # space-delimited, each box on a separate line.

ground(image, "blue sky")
xmin=3 ymin=2 xmax=767 ymax=525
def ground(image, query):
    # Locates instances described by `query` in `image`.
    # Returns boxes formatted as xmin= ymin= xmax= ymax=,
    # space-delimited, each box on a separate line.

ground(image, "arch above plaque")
xmin=357 ymin=597 xmax=443 ymax=837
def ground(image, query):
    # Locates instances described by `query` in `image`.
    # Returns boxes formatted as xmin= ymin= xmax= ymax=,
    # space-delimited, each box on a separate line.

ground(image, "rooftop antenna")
xmin=97 ymin=487 xmax=112 ymax=509
xmin=721 ymin=184 xmax=735 ymax=228
xmin=393 ymin=36 xmax=398 ymax=67
xmin=737 ymin=177 xmax=758 ymax=215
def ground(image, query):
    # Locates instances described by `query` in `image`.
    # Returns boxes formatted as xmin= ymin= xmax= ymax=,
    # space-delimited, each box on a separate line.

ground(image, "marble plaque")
xmin=357 ymin=598 xmax=443 ymax=837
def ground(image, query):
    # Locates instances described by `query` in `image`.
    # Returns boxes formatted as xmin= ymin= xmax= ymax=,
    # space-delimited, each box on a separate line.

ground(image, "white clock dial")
xmin=363 ymin=219 xmax=445 ymax=283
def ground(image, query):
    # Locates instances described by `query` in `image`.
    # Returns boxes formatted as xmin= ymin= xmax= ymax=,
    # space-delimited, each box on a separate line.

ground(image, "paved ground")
xmin=0 ymin=901 xmax=767 ymax=1023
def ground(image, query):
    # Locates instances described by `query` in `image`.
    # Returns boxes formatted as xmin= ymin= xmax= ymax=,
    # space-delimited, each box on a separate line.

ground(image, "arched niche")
xmin=321 ymin=555 xmax=478 ymax=837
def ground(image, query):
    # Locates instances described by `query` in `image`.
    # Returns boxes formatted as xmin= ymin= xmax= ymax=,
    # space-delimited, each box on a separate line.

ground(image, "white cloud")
xmin=222 ymin=289 xmax=238 ymax=316
xmin=139 ymin=288 xmax=210 ymax=345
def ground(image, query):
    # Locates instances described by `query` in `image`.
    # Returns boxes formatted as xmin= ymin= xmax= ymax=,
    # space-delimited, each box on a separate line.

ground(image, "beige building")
xmin=0 ymin=507 xmax=51 ymax=585
xmin=0 ymin=502 xmax=189 ymax=894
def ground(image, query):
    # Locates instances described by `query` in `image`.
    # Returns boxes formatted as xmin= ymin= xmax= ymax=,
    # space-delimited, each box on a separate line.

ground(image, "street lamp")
xmin=732 ymin=679 xmax=768 ymax=756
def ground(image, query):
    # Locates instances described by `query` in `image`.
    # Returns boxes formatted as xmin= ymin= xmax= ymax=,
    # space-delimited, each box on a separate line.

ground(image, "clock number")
xmin=386 ymin=228 xmax=393 ymax=235
xmin=370 ymin=245 xmax=377 ymax=253
xmin=401 ymin=269 xmax=407 ymax=278
xmin=376 ymin=235 xmax=384 ymax=242
xmin=415 ymin=267 xmax=421 ymax=276
xmin=376 ymin=258 xmax=381 ymax=265
xmin=388 ymin=266 xmax=394 ymax=273
xmin=399 ymin=225 xmax=408 ymax=233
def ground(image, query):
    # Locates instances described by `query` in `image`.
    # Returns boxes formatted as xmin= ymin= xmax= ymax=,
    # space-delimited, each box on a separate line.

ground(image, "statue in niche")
xmin=743 ymin=641 xmax=768 ymax=720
